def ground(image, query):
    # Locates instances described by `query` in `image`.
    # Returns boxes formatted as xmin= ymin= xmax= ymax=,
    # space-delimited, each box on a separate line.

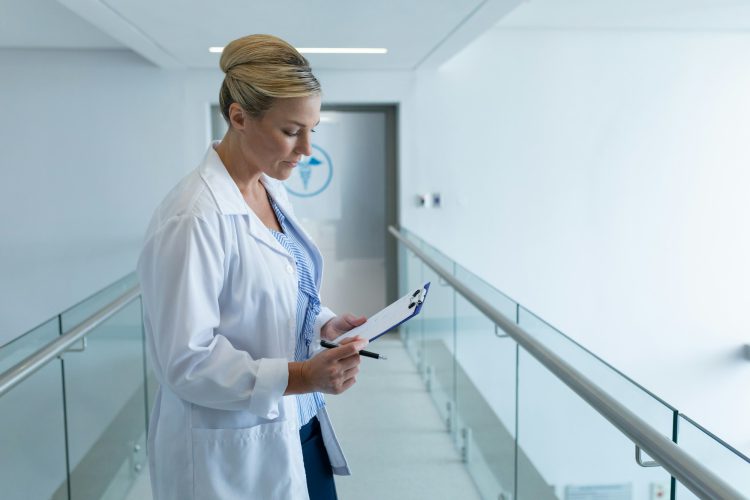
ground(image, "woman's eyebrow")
xmin=288 ymin=119 xmax=321 ymax=128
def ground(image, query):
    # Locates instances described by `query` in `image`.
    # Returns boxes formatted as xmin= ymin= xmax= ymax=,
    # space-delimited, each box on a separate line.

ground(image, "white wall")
xmin=404 ymin=27 xmax=750 ymax=456
xmin=0 ymin=49 xmax=178 ymax=345
xmin=316 ymin=69 xmax=416 ymax=219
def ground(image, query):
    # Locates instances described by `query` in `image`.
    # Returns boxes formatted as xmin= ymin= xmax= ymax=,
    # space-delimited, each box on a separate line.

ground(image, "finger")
xmin=345 ymin=314 xmax=367 ymax=327
xmin=340 ymin=375 xmax=357 ymax=392
xmin=337 ymin=353 xmax=363 ymax=371
xmin=327 ymin=342 xmax=363 ymax=360
xmin=351 ymin=318 xmax=367 ymax=328
xmin=338 ymin=336 xmax=369 ymax=349
xmin=342 ymin=364 xmax=360 ymax=378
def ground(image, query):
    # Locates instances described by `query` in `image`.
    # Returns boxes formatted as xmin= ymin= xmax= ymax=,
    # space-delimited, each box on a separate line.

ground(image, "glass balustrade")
xmin=0 ymin=273 xmax=151 ymax=500
xmin=0 ymin=318 xmax=69 ymax=500
xmin=3 ymin=231 xmax=748 ymax=500
xmin=62 ymin=297 xmax=147 ymax=500
xmin=396 ymin=227 xmax=749 ymax=500
xmin=453 ymin=269 xmax=518 ymax=500
xmin=674 ymin=415 xmax=750 ymax=498
xmin=516 ymin=308 xmax=674 ymax=500
xmin=400 ymin=242 xmax=425 ymax=363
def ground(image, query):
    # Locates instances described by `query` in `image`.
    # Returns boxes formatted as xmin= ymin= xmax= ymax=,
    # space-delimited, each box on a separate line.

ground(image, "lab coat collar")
xmin=199 ymin=142 xmax=293 ymax=262
xmin=199 ymin=142 xmax=251 ymax=216
xmin=199 ymin=142 xmax=294 ymax=218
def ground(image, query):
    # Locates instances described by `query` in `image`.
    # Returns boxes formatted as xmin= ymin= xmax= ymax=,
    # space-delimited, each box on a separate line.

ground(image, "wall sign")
xmin=285 ymin=144 xmax=333 ymax=198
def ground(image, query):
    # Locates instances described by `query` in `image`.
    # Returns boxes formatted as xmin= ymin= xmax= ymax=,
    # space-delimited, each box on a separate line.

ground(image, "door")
xmin=284 ymin=106 xmax=398 ymax=316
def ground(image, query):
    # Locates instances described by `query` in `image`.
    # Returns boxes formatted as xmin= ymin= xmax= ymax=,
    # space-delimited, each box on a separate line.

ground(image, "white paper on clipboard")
xmin=333 ymin=282 xmax=431 ymax=344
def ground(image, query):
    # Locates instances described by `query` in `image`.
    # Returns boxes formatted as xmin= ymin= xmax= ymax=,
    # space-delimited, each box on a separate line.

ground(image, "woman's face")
xmin=234 ymin=94 xmax=321 ymax=181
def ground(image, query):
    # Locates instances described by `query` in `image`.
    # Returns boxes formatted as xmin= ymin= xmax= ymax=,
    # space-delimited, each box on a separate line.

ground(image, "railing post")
xmin=461 ymin=426 xmax=472 ymax=463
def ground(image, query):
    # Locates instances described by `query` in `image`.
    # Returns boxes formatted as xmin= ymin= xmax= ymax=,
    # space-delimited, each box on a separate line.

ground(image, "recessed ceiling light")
xmin=297 ymin=48 xmax=387 ymax=54
xmin=208 ymin=46 xmax=387 ymax=55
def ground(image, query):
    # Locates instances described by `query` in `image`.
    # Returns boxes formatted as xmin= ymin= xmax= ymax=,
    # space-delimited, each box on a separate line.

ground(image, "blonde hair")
xmin=219 ymin=34 xmax=321 ymax=121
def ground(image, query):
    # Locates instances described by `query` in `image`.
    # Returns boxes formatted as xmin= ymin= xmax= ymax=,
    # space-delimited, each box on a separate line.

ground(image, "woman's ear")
xmin=227 ymin=103 xmax=247 ymax=131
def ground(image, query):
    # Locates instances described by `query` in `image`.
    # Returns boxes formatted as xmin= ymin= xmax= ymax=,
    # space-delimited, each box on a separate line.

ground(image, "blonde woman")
xmin=137 ymin=34 xmax=367 ymax=499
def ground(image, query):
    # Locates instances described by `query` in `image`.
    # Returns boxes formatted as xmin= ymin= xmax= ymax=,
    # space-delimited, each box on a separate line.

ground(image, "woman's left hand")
xmin=321 ymin=313 xmax=367 ymax=341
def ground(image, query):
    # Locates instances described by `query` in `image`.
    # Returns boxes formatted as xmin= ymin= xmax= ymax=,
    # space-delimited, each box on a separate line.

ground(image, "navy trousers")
xmin=299 ymin=417 xmax=338 ymax=500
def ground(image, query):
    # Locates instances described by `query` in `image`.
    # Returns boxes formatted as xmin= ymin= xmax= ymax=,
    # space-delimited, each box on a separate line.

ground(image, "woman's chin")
xmin=265 ymin=167 xmax=294 ymax=182
xmin=277 ymin=170 xmax=294 ymax=181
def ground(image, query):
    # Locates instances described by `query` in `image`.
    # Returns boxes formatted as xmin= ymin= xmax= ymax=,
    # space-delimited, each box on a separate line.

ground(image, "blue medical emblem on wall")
xmin=284 ymin=144 xmax=333 ymax=198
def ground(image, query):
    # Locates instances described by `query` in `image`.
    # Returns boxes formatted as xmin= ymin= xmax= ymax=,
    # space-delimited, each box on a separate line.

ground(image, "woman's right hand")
xmin=286 ymin=337 xmax=368 ymax=395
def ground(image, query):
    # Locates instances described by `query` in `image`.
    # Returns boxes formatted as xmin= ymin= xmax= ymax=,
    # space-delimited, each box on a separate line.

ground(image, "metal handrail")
xmin=389 ymin=225 xmax=747 ymax=500
xmin=0 ymin=285 xmax=141 ymax=398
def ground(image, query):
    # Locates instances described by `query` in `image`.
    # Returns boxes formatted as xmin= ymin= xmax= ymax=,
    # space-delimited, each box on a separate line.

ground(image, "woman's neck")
xmin=214 ymin=132 xmax=265 ymax=201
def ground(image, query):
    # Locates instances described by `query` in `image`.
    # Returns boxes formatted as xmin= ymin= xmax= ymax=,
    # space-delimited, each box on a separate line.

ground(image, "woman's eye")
xmin=283 ymin=130 xmax=300 ymax=137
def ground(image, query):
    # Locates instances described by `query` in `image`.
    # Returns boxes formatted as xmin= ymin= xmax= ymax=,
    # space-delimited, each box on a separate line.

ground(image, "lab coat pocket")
xmin=191 ymin=420 xmax=308 ymax=500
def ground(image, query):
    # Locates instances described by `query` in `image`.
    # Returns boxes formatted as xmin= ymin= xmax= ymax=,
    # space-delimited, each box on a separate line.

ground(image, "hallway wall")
xmin=0 ymin=49 xmax=189 ymax=345
xmin=404 ymin=26 xmax=750 ymax=453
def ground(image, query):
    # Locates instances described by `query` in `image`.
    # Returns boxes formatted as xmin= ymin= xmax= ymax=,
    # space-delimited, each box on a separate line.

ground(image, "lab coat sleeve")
xmin=137 ymin=213 xmax=288 ymax=418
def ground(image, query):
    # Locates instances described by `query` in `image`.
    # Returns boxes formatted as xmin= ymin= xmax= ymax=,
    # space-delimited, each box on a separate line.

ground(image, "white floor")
xmin=125 ymin=335 xmax=480 ymax=500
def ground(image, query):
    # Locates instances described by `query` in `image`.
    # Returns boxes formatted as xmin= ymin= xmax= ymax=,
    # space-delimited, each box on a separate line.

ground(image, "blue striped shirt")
xmin=267 ymin=194 xmax=326 ymax=427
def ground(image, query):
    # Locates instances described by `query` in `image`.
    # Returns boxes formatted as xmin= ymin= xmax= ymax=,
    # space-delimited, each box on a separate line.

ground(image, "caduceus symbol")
xmin=298 ymin=155 xmax=323 ymax=191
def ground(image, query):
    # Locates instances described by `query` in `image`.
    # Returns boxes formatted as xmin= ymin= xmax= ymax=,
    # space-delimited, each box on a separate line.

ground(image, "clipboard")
xmin=333 ymin=282 xmax=431 ymax=344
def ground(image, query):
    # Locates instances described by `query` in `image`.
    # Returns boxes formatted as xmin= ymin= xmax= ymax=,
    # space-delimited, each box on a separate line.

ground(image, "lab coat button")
xmin=286 ymin=264 xmax=294 ymax=274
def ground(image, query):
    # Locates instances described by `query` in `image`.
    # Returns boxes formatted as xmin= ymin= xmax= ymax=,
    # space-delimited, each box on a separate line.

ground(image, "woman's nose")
xmin=295 ymin=132 xmax=313 ymax=157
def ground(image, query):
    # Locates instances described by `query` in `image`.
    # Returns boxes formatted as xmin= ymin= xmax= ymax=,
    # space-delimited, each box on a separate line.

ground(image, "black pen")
xmin=320 ymin=340 xmax=387 ymax=360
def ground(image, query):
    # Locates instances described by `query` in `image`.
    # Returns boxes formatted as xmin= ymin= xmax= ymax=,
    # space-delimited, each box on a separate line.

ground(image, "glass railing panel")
xmin=401 ymin=230 xmax=457 ymax=413
xmin=399 ymin=226 xmax=423 ymax=249
xmin=454 ymin=294 xmax=517 ymax=500
xmin=399 ymin=241 xmax=425 ymax=363
xmin=0 ymin=317 xmax=60 ymax=367
xmin=518 ymin=307 xmax=675 ymax=438
xmin=418 ymin=263 xmax=456 ymax=430
xmin=60 ymin=273 xmax=138 ymax=333
xmin=0 ymin=318 xmax=69 ymax=500
xmin=516 ymin=348 xmax=672 ymax=499
xmin=394 ymin=228 xmax=748 ymax=498
xmin=63 ymin=299 xmax=147 ymax=500
xmin=673 ymin=415 xmax=750 ymax=498
xmin=454 ymin=262 xmax=518 ymax=325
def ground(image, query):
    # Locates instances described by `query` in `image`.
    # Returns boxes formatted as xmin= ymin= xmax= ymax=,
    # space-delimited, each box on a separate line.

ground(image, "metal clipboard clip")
xmin=408 ymin=287 xmax=426 ymax=309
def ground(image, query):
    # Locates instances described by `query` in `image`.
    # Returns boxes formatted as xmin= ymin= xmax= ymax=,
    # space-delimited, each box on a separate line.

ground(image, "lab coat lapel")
xmin=245 ymin=213 xmax=293 ymax=262
xmin=199 ymin=143 xmax=293 ymax=262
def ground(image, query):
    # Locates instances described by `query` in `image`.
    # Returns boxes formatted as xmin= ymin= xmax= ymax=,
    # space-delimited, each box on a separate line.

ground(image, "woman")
xmin=137 ymin=34 xmax=367 ymax=500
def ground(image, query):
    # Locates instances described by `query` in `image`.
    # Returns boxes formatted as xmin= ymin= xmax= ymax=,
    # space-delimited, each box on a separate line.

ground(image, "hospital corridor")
xmin=2 ymin=0 xmax=750 ymax=499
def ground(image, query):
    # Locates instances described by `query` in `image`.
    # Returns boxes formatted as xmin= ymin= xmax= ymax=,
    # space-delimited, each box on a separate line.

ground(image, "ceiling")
xmin=0 ymin=0 xmax=121 ymax=49
xmin=0 ymin=0 xmax=522 ymax=70
xmin=2 ymin=0 xmax=749 ymax=70
xmin=498 ymin=0 xmax=750 ymax=31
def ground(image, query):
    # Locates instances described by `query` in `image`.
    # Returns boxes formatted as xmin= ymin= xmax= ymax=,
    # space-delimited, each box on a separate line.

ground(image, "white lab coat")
xmin=137 ymin=143 xmax=350 ymax=500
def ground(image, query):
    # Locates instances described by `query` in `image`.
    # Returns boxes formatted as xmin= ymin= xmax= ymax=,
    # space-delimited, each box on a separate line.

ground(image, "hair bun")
xmin=217 ymin=34 xmax=320 ymax=121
